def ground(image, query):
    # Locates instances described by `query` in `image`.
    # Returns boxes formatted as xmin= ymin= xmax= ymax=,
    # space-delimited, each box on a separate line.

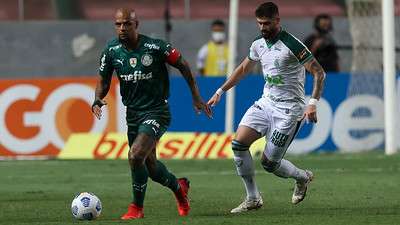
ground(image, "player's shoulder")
xmin=249 ymin=35 xmax=264 ymax=52
xmin=140 ymin=34 xmax=169 ymax=50
xmin=278 ymin=30 xmax=306 ymax=50
xmin=104 ymin=38 xmax=122 ymax=51
xmin=250 ymin=34 xmax=264 ymax=45
xmin=279 ymin=29 xmax=313 ymax=63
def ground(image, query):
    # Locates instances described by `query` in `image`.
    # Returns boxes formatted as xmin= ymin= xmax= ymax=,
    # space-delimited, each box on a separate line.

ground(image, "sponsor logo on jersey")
xmin=129 ymin=58 xmax=137 ymax=68
xmin=108 ymin=44 xmax=122 ymax=51
xmin=264 ymin=74 xmax=284 ymax=86
xmin=120 ymin=71 xmax=152 ymax=82
xmin=99 ymin=54 xmax=106 ymax=71
xmin=144 ymin=43 xmax=160 ymax=50
xmin=141 ymin=54 xmax=153 ymax=66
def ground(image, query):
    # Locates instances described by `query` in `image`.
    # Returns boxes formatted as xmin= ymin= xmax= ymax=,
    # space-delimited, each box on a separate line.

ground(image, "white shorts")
xmin=239 ymin=98 xmax=304 ymax=162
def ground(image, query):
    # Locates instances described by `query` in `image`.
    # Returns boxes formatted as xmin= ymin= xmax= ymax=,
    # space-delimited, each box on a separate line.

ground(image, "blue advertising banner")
xmin=168 ymin=73 xmax=400 ymax=154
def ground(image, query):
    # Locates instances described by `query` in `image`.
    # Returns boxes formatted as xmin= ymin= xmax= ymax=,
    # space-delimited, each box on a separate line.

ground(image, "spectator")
xmin=197 ymin=19 xmax=229 ymax=76
xmin=304 ymin=14 xmax=339 ymax=72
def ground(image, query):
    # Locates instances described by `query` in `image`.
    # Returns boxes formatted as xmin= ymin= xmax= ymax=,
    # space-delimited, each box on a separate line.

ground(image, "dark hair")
xmin=314 ymin=14 xmax=333 ymax=31
xmin=255 ymin=2 xmax=279 ymax=18
xmin=211 ymin=19 xmax=225 ymax=27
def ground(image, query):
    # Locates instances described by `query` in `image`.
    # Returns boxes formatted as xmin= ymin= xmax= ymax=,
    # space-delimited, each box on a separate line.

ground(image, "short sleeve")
xmin=280 ymin=31 xmax=313 ymax=65
xmin=158 ymin=40 xmax=181 ymax=65
xmin=99 ymin=48 xmax=114 ymax=77
xmin=248 ymin=41 xmax=260 ymax=61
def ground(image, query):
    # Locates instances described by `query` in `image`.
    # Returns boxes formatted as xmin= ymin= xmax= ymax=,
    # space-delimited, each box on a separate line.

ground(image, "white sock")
xmin=273 ymin=159 xmax=308 ymax=182
xmin=233 ymin=150 xmax=260 ymax=199
xmin=241 ymin=175 xmax=260 ymax=199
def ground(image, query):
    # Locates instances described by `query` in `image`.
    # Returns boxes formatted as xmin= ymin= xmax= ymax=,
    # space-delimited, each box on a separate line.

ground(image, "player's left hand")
xmin=193 ymin=97 xmax=213 ymax=119
xmin=303 ymin=104 xmax=317 ymax=123
xmin=91 ymin=98 xmax=107 ymax=120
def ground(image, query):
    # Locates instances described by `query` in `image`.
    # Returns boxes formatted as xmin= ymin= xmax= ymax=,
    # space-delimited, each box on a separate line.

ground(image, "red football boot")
xmin=174 ymin=178 xmax=190 ymax=216
xmin=120 ymin=203 xmax=144 ymax=220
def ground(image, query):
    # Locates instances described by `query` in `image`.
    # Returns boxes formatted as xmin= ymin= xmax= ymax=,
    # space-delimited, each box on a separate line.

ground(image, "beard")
xmin=261 ymin=28 xmax=278 ymax=39
xmin=316 ymin=27 xmax=330 ymax=35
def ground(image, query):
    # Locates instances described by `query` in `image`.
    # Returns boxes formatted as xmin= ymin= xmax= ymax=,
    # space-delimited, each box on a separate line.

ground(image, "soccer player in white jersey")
xmin=207 ymin=2 xmax=326 ymax=213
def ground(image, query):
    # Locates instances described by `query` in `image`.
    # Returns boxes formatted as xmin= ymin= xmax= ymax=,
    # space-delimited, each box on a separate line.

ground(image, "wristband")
xmin=216 ymin=88 xmax=224 ymax=96
xmin=308 ymin=98 xmax=318 ymax=105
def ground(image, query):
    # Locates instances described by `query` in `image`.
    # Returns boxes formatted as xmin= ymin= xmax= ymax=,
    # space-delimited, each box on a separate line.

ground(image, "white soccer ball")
xmin=71 ymin=192 xmax=102 ymax=220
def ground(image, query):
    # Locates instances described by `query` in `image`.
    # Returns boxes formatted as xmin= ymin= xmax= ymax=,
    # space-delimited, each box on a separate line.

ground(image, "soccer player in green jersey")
xmin=91 ymin=8 xmax=212 ymax=220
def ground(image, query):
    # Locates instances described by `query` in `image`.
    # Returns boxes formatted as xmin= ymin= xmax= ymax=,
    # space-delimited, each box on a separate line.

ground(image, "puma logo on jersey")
xmin=115 ymin=59 xmax=124 ymax=66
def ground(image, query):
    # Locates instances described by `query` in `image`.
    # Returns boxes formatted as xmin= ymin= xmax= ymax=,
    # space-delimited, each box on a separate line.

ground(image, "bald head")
xmin=114 ymin=8 xmax=139 ymax=44
xmin=115 ymin=8 xmax=137 ymax=21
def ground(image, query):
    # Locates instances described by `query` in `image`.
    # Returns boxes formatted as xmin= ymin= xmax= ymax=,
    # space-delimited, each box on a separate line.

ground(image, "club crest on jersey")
xmin=141 ymin=54 xmax=153 ymax=66
xmin=129 ymin=58 xmax=137 ymax=68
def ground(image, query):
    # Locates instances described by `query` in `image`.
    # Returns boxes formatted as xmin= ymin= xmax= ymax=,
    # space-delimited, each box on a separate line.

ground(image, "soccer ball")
xmin=71 ymin=192 xmax=102 ymax=220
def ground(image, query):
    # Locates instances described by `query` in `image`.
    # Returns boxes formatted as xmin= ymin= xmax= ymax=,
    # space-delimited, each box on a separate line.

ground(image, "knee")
xmin=261 ymin=157 xmax=280 ymax=173
xmin=128 ymin=144 xmax=146 ymax=168
xmin=231 ymin=139 xmax=249 ymax=152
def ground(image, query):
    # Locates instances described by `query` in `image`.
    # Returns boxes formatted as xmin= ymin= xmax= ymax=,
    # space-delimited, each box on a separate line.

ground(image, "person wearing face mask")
xmin=196 ymin=19 xmax=229 ymax=76
xmin=304 ymin=14 xmax=339 ymax=72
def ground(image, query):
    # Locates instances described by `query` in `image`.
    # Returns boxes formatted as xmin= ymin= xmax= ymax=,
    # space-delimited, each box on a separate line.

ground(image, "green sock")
xmin=131 ymin=164 xmax=149 ymax=207
xmin=149 ymin=160 xmax=179 ymax=192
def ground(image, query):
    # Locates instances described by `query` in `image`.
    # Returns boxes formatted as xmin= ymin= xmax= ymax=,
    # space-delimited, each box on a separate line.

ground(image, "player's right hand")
xmin=303 ymin=104 xmax=317 ymax=123
xmin=207 ymin=93 xmax=221 ymax=107
xmin=193 ymin=96 xmax=213 ymax=119
xmin=91 ymin=98 xmax=107 ymax=120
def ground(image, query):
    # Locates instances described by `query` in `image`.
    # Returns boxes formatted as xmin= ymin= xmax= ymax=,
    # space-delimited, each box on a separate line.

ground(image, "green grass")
xmin=0 ymin=152 xmax=399 ymax=225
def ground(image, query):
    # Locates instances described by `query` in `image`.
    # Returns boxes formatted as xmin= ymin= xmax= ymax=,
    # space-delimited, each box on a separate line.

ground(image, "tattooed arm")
xmin=304 ymin=58 xmax=326 ymax=100
xmin=302 ymin=58 xmax=326 ymax=123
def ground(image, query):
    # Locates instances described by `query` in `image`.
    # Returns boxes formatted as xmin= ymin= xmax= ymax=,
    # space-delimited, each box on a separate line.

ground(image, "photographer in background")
xmin=304 ymin=14 xmax=339 ymax=72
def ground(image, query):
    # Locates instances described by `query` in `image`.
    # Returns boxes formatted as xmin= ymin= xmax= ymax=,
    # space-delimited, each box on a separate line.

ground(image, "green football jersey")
xmin=99 ymin=34 xmax=175 ymax=110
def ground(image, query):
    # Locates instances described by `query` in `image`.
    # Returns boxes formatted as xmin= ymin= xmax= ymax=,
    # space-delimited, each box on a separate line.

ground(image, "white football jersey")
xmin=248 ymin=29 xmax=313 ymax=116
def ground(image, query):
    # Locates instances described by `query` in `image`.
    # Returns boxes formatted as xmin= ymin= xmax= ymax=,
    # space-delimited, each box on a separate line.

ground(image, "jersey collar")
xmin=120 ymin=34 xmax=144 ymax=53
xmin=264 ymin=27 xmax=283 ymax=49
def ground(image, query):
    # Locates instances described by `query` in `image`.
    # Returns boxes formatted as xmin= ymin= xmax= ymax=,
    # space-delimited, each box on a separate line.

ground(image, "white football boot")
xmin=292 ymin=170 xmax=314 ymax=204
xmin=230 ymin=195 xmax=263 ymax=213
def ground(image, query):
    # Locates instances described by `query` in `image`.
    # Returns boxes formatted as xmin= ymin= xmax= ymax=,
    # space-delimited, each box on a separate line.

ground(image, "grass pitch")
xmin=0 ymin=152 xmax=399 ymax=225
